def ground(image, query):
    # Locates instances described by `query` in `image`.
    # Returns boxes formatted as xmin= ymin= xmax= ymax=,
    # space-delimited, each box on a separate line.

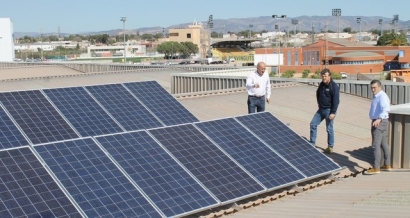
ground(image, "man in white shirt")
xmin=246 ymin=62 xmax=271 ymax=114
xmin=365 ymin=80 xmax=391 ymax=175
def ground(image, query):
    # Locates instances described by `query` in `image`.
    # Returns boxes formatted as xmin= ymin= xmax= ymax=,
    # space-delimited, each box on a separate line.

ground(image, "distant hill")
xmin=14 ymin=15 xmax=410 ymax=38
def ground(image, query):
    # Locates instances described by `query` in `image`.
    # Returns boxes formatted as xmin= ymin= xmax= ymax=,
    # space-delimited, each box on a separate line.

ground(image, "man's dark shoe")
xmin=324 ymin=146 xmax=333 ymax=154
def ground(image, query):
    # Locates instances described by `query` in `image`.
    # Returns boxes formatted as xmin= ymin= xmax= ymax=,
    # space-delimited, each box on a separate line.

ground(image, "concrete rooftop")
xmin=0 ymin=65 xmax=408 ymax=218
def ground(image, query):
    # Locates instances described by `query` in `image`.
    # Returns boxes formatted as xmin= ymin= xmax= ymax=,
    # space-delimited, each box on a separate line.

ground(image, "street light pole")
xmin=249 ymin=24 xmax=253 ymax=39
xmin=40 ymin=32 xmax=43 ymax=61
xmin=356 ymin=17 xmax=361 ymax=41
xmin=332 ymin=9 xmax=341 ymax=38
xmin=272 ymin=15 xmax=286 ymax=76
xmin=120 ymin=17 xmax=127 ymax=63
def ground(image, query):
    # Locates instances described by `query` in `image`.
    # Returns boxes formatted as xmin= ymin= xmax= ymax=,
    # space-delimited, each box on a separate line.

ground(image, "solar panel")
xmin=85 ymin=84 xmax=163 ymax=131
xmin=195 ymin=118 xmax=305 ymax=189
xmin=43 ymin=87 xmax=123 ymax=137
xmin=148 ymin=124 xmax=264 ymax=203
xmin=33 ymin=138 xmax=162 ymax=218
xmin=235 ymin=112 xmax=342 ymax=177
xmin=95 ymin=131 xmax=219 ymax=217
xmin=124 ymin=81 xmax=199 ymax=126
xmin=0 ymin=147 xmax=82 ymax=218
xmin=0 ymin=106 xmax=29 ymax=150
xmin=0 ymin=90 xmax=78 ymax=145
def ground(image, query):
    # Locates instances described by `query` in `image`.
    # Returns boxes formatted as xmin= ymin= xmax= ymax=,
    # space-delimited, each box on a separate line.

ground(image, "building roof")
xmin=0 ymin=65 xmax=407 ymax=218
xmin=334 ymin=51 xmax=384 ymax=58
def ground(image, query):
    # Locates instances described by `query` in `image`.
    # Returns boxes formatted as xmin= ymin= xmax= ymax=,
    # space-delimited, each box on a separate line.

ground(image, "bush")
xmin=331 ymin=73 xmax=342 ymax=80
xmin=310 ymin=73 xmax=321 ymax=79
xmin=281 ymin=70 xmax=295 ymax=78
xmin=302 ymin=69 xmax=310 ymax=78
xmin=269 ymin=70 xmax=276 ymax=77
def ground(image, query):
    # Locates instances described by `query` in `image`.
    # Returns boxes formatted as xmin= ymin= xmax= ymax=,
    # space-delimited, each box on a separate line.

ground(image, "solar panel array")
xmin=124 ymin=81 xmax=199 ymax=126
xmin=0 ymin=80 xmax=342 ymax=217
xmin=195 ymin=118 xmax=305 ymax=190
xmin=148 ymin=124 xmax=265 ymax=203
xmin=0 ymin=147 xmax=82 ymax=218
xmin=94 ymin=131 xmax=219 ymax=217
xmin=235 ymin=112 xmax=341 ymax=177
xmin=0 ymin=90 xmax=79 ymax=145
xmin=43 ymin=87 xmax=123 ymax=137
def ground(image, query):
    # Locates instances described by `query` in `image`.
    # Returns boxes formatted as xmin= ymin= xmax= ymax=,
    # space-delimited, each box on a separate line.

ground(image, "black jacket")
xmin=316 ymin=79 xmax=340 ymax=114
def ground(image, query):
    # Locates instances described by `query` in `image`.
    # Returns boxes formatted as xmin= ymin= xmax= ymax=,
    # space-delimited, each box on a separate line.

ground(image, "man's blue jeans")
xmin=248 ymin=96 xmax=265 ymax=114
xmin=309 ymin=108 xmax=334 ymax=147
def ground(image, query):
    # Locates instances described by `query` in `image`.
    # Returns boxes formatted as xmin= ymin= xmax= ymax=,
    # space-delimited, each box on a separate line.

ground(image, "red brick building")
xmin=254 ymin=38 xmax=410 ymax=75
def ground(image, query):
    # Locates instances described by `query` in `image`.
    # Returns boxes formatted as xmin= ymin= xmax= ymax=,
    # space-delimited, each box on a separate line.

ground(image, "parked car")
xmin=340 ymin=72 xmax=348 ymax=79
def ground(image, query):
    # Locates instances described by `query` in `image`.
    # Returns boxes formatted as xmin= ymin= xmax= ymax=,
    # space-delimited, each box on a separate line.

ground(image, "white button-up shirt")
xmin=246 ymin=71 xmax=271 ymax=98
xmin=369 ymin=90 xmax=390 ymax=120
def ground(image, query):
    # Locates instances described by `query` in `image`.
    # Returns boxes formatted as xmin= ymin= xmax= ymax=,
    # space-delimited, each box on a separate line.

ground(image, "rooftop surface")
xmin=0 ymin=65 xmax=408 ymax=217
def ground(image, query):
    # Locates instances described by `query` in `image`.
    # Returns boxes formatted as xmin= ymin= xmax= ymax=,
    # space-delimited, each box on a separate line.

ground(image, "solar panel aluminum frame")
xmin=94 ymin=130 xmax=221 ymax=218
xmin=0 ymin=103 xmax=31 ymax=148
xmin=147 ymin=123 xmax=267 ymax=205
xmin=32 ymin=137 xmax=165 ymax=218
xmin=234 ymin=112 xmax=343 ymax=180
xmin=8 ymin=145 xmax=86 ymax=217
xmin=193 ymin=117 xmax=309 ymax=192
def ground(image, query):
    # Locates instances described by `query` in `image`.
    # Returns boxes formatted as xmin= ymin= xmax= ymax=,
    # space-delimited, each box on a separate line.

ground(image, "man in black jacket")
xmin=309 ymin=68 xmax=340 ymax=153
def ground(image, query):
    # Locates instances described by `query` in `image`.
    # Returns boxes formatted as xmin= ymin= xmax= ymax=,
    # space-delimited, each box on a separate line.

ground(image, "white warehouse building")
xmin=0 ymin=18 xmax=14 ymax=62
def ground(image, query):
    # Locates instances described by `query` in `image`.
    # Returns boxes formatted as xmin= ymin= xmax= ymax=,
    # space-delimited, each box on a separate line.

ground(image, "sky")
xmin=1 ymin=0 xmax=409 ymax=34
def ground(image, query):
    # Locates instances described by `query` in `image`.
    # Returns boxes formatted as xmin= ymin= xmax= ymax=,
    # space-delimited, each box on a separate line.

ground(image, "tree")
xmin=180 ymin=42 xmax=199 ymax=58
xmin=377 ymin=32 xmax=409 ymax=46
xmin=141 ymin=33 xmax=154 ymax=42
xmin=342 ymin=27 xmax=351 ymax=33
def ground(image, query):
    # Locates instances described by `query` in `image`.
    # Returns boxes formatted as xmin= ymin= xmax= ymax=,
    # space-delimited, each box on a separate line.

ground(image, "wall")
xmin=0 ymin=18 xmax=14 ymax=62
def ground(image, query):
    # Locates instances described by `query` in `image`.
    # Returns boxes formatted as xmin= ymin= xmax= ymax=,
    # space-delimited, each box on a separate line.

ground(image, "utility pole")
xmin=272 ymin=15 xmax=286 ymax=76
xmin=120 ymin=17 xmax=127 ymax=63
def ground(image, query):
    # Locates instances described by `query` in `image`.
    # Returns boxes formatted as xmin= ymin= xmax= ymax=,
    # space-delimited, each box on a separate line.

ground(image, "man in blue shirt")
xmin=309 ymin=68 xmax=340 ymax=154
xmin=246 ymin=62 xmax=271 ymax=114
xmin=365 ymin=80 xmax=391 ymax=175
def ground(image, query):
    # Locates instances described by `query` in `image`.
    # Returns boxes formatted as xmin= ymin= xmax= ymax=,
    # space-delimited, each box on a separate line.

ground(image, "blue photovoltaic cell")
xmin=34 ymin=138 xmax=162 ymax=218
xmin=0 ymin=107 xmax=29 ymax=149
xmin=0 ymin=90 xmax=78 ymax=145
xmin=235 ymin=112 xmax=342 ymax=177
xmin=124 ymin=81 xmax=199 ymax=126
xmin=148 ymin=124 xmax=264 ymax=203
xmin=195 ymin=118 xmax=305 ymax=189
xmin=85 ymin=84 xmax=163 ymax=131
xmin=43 ymin=87 xmax=123 ymax=137
xmin=95 ymin=131 xmax=218 ymax=217
xmin=0 ymin=147 xmax=82 ymax=218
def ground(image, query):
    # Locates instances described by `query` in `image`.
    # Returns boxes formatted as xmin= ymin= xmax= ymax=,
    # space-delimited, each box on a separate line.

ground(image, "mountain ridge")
xmin=14 ymin=15 xmax=409 ymax=38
